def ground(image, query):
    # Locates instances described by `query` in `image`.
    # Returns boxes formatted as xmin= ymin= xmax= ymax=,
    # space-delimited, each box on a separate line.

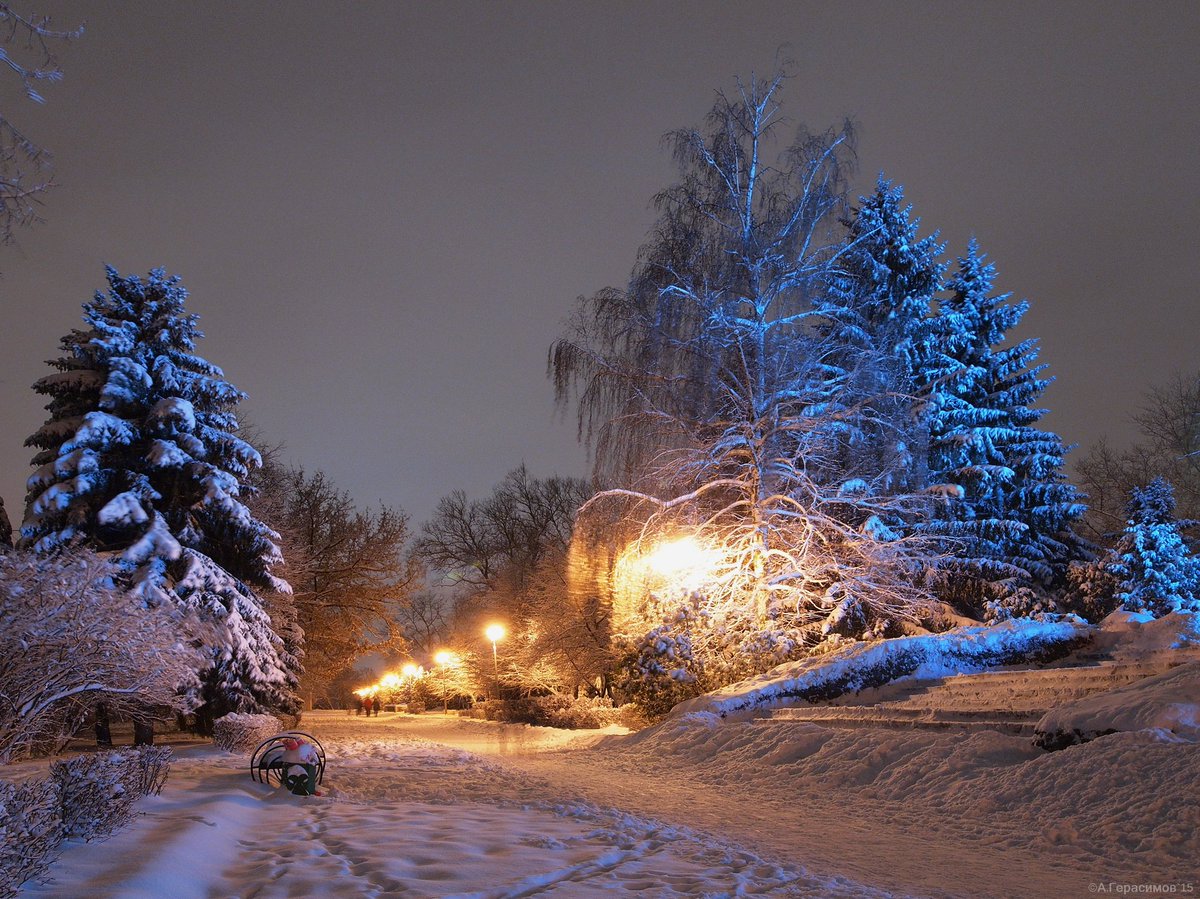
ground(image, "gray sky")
xmin=1 ymin=1 xmax=1197 ymax=530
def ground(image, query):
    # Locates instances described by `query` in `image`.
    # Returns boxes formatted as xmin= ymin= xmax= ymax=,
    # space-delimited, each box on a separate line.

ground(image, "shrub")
xmin=134 ymin=746 xmax=173 ymax=796
xmin=0 ymin=777 xmax=61 ymax=899
xmin=53 ymin=750 xmax=143 ymax=839
xmin=480 ymin=695 xmax=624 ymax=729
xmin=212 ymin=713 xmax=283 ymax=753
xmin=0 ymin=746 xmax=170 ymax=897
xmin=0 ymin=549 xmax=204 ymax=763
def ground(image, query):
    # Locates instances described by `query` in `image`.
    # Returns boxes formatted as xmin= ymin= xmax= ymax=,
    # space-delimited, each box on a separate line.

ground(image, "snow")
xmin=19 ymin=695 xmax=1198 ymax=898
xmin=1036 ymin=661 xmax=1200 ymax=741
xmin=97 ymin=491 xmax=148 ymax=527
xmin=670 ymin=616 xmax=1090 ymax=719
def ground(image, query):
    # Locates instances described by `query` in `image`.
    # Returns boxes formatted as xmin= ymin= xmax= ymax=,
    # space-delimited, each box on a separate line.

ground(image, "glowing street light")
xmin=434 ymin=650 xmax=454 ymax=712
xmin=401 ymin=662 xmax=419 ymax=679
xmin=485 ymin=623 xmax=505 ymax=698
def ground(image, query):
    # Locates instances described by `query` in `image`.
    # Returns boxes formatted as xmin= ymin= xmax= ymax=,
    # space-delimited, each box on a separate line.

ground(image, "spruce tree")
xmin=23 ymin=266 xmax=298 ymax=717
xmin=817 ymin=177 xmax=944 ymax=504
xmin=1107 ymin=477 xmax=1200 ymax=616
xmin=924 ymin=241 xmax=1087 ymax=615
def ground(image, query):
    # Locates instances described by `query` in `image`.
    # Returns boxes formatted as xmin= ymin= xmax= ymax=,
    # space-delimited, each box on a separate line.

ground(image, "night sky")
xmin=1 ymin=1 xmax=1197 ymax=530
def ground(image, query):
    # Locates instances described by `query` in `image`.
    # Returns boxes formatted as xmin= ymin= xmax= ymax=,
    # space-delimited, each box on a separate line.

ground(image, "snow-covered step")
xmin=763 ymin=706 xmax=1038 ymax=735
xmin=763 ymin=660 xmax=1187 ymax=735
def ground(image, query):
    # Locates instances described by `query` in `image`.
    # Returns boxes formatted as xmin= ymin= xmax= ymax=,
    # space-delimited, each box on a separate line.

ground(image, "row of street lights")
xmin=355 ymin=622 xmax=508 ymax=709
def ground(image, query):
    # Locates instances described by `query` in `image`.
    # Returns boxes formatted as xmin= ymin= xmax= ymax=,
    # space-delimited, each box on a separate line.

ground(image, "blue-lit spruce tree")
xmin=552 ymin=74 xmax=936 ymax=699
xmin=22 ymin=267 xmax=299 ymax=726
xmin=807 ymin=178 xmax=944 ymax=637
xmin=1106 ymin=477 xmax=1200 ymax=616
xmin=922 ymin=242 xmax=1087 ymax=618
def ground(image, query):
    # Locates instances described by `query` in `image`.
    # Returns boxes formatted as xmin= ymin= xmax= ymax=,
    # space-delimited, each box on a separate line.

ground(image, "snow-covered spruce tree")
xmin=22 ymin=266 xmax=299 ymax=719
xmin=1106 ymin=477 xmax=1200 ymax=616
xmin=552 ymin=73 xmax=935 ymax=686
xmin=923 ymin=242 xmax=1087 ymax=618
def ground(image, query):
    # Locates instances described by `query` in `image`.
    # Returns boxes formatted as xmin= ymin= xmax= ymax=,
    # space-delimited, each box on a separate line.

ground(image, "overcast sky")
xmin=1 ymin=1 xmax=1197 ymax=530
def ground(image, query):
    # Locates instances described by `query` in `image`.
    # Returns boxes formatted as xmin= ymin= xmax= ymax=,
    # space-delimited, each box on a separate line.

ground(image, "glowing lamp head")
xmin=380 ymin=673 xmax=400 ymax=689
xmin=434 ymin=650 xmax=453 ymax=667
xmin=485 ymin=623 xmax=506 ymax=643
xmin=401 ymin=663 xmax=419 ymax=678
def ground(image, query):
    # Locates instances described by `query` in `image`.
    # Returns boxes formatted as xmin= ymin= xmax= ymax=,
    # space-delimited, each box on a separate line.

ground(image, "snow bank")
xmin=1091 ymin=608 xmax=1200 ymax=658
xmin=668 ymin=616 xmax=1091 ymax=720
xmin=1035 ymin=661 xmax=1200 ymax=750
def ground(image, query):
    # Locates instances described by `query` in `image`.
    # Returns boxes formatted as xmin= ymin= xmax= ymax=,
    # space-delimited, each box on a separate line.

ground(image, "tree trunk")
xmin=133 ymin=718 xmax=154 ymax=746
xmin=94 ymin=702 xmax=112 ymax=748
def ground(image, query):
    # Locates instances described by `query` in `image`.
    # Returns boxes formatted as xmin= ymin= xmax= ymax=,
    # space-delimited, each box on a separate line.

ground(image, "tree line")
xmin=3 ymin=70 xmax=1198 ymax=752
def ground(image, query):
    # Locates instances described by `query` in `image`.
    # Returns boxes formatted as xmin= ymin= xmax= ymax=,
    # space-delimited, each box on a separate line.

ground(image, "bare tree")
xmin=0 ymin=548 xmax=205 ymax=762
xmin=1078 ymin=372 xmax=1200 ymax=538
xmin=415 ymin=465 xmax=591 ymax=592
xmin=416 ymin=467 xmax=602 ymax=693
xmin=0 ymin=3 xmax=79 ymax=243
xmin=256 ymin=464 xmax=416 ymax=707
xmin=394 ymin=587 xmax=449 ymax=656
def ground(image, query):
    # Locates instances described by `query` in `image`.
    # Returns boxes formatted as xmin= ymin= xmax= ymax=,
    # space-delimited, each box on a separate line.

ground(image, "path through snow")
xmin=20 ymin=710 xmax=1198 ymax=898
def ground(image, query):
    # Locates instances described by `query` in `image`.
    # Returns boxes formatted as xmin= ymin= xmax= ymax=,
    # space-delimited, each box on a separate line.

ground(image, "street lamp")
xmin=484 ymin=623 xmax=505 ymax=699
xmin=434 ymin=650 xmax=453 ymax=712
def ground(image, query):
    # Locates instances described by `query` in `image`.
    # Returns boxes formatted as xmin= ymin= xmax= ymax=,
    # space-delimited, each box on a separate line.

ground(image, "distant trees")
xmin=0 ymin=3 xmax=79 ymax=242
xmin=1078 ymin=372 xmax=1200 ymax=534
xmin=256 ymin=463 xmax=416 ymax=707
xmin=415 ymin=466 xmax=601 ymax=693
xmin=21 ymin=267 xmax=298 ymax=722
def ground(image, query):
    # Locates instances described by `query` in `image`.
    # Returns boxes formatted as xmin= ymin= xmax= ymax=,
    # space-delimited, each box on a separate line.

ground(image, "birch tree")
xmin=552 ymin=73 xmax=935 ymax=683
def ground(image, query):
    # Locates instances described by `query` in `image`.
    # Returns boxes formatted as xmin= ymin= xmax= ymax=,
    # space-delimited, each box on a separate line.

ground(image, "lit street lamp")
xmin=485 ymin=623 xmax=505 ymax=699
xmin=434 ymin=650 xmax=453 ymax=712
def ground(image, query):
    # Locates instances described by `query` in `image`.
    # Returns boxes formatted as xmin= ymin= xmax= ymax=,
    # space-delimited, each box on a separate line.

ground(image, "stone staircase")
xmin=763 ymin=658 xmax=1183 ymax=735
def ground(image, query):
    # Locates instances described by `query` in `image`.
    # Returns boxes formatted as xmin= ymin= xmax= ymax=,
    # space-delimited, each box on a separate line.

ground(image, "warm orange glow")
xmin=434 ymin=650 xmax=454 ymax=667
xmin=485 ymin=623 xmax=506 ymax=644
xmin=401 ymin=663 xmax=419 ymax=678
xmin=380 ymin=673 xmax=400 ymax=689
xmin=643 ymin=536 xmax=719 ymax=579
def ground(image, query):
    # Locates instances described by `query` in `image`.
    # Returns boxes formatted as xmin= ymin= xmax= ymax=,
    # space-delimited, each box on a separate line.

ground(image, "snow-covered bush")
xmin=485 ymin=695 xmax=623 ymax=729
xmin=612 ymin=615 xmax=704 ymax=720
xmin=212 ymin=713 xmax=283 ymax=752
xmin=1061 ymin=559 xmax=1120 ymax=622
xmin=0 ymin=776 xmax=61 ymax=899
xmin=52 ymin=750 xmax=140 ymax=839
xmin=0 ymin=549 xmax=204 ymax=763
xmin=133 ymin=746 xmax=173 ymax=797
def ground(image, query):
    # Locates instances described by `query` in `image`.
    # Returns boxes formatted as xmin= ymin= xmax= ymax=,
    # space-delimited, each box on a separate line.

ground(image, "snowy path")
xmin=21 ymin=713 xmax=876 ymax=897
xmin=21 ymin=710 xmax=1199 ymax=898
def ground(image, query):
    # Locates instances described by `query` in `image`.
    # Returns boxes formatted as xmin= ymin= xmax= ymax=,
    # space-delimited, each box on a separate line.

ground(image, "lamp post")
xmin=433 ymin=650 xmax=452 ymax=713
xmin=484 ymin=623 xmax=505 ymax=699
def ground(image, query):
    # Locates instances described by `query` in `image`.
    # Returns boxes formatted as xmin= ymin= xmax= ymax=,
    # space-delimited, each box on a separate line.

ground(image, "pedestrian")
xmin=280 ymin=737 xmax=321 ymax=796
xmin=364 ymin=695 xmax=373 ymax=716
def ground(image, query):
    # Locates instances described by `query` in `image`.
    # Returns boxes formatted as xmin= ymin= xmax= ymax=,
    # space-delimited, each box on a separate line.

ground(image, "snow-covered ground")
xmin=18 ymin=613 xmax=1200 ymax=897
xmin=18 ymin=707 xmax=1197 ymax=898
